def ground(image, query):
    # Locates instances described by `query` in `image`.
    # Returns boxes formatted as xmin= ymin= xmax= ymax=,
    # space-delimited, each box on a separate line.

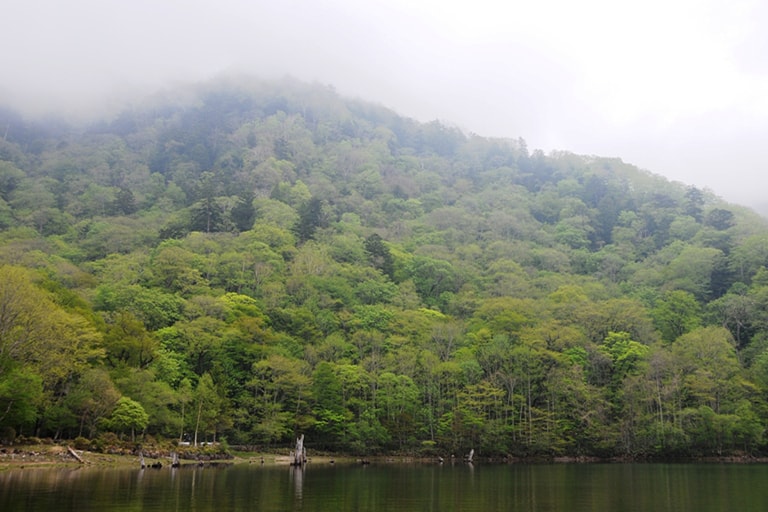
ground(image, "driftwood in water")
xmin=67 ymin=446 xmax=85 ymax=464
xmin=290 ymin=434 xmax=307 ymax=466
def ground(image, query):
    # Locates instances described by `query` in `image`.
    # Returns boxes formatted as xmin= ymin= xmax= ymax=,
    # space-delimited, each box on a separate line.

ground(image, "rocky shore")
xmin=0 ymin=444 xmax=240 ymax=470
xmin=0 ymin=444 xmax=344 ymax=470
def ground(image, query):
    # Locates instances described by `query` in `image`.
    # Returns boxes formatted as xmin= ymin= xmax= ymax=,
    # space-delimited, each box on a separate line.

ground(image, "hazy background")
xmin=2 ymin=0 xmax=767 ymax=214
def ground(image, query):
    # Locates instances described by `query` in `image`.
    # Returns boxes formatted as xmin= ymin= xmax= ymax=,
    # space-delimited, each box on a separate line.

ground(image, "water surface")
xmin=2 ymin=462 xmax=766 ymax=511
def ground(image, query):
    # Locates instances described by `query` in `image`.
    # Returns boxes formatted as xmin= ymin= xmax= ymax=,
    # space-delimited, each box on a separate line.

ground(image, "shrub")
xmin=73 ymin=436 xmax=91 ymax=450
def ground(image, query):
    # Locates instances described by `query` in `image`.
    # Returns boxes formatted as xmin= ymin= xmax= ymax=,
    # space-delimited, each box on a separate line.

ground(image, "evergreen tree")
xmin=364 ymin=233 xmax=394 ymax=280
xmin=293 ymin=197 xmax=324 ymax=243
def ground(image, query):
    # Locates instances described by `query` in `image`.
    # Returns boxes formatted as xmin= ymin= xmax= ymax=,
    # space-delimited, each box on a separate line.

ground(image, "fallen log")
xmin=67 ymin=446 xmax=86 ymax=464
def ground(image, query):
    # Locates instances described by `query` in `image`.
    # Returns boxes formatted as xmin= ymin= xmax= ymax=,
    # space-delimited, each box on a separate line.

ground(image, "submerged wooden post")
xmin=291 ymin=435 xmax=306 ymax=466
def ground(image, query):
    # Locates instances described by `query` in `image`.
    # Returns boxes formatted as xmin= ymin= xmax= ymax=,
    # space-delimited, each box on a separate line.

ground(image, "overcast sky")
xmin=2 ymin=0 xmax=767 ymax=213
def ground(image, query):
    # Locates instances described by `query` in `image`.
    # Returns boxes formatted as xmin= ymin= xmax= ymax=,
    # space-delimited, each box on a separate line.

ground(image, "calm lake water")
xmin=2 ymin=461 xmax=768 ymax=511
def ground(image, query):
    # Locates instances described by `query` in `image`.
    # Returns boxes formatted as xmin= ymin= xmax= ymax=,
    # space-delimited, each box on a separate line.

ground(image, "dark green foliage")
xmin=112 ymin=187 xmax=137 ymax=215
xmin=706 ymin=208 xmax=735 ymax=230
xmin=293 ymin=197 xmax=325 ymax=243
xmin=230 ymin=194 xmax=255 ymax=231
xmin=407 ymin=256 xmax=461 ymax=308
xmin=95 ymin=285 xmax=186 ymax=330
xmin=364 ymin=233 xmax=394 ymax=279
xmin=0 ymin=161 xmax=25 ymax=200
xmin=685 ymin=186 xmax=705 ymax=222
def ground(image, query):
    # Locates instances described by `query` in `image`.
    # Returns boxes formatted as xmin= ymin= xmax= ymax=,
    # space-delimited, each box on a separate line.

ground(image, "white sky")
xmin=2 ymin=0 xmax=767 ymax=212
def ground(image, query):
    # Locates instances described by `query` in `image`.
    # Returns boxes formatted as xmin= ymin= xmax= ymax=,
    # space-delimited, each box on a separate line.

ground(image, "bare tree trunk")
xmin=194 ymin=400 xmax=203 ymax=447
xmin=179 ymin=402 xmax=185 ymax=444
xmin=292 ymin=435 xmax=306 ymax=466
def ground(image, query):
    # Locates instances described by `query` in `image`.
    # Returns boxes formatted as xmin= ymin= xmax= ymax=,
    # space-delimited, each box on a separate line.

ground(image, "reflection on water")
xmin=2 ymin=462 xmax=768 ymax=512
xmin=289 ymin=465 xmax=304 ymax=502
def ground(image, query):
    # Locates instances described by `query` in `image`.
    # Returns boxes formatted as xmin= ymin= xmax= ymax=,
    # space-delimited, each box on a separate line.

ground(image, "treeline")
xmin=2 ymin=77 xmax=768 ymax=458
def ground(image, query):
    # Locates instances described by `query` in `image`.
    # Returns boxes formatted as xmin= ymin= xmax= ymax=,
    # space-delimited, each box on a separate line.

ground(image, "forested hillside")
xmin=2 ymin=77 xmax=768 ymax=458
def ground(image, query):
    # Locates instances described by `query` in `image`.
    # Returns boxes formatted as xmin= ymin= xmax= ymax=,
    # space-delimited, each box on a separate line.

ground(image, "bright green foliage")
xmin=0 ymin=368 xmax=43 ymax=429
xmin=652 ymin=290 xmax=702 ymax=343
xmin=248 ymin=354 xmax=311 ymax=444
xmin=105 ymin=396 xmax=149 ymax=442
xmin=1 ymin=79 xmax=768 ymax=458
xmin=192 ymin=372 xmax=225 ymax=445
xmin=599 ymin=331 xmax=649 ymax=387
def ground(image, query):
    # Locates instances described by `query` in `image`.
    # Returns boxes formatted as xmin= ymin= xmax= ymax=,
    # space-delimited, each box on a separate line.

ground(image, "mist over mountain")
xmin=5 ymin=0 xmax=768 ymax=217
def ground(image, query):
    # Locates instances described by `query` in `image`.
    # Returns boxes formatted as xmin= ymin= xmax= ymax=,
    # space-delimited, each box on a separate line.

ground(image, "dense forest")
xmin=2 ymin=77 xmax=768 ymax=459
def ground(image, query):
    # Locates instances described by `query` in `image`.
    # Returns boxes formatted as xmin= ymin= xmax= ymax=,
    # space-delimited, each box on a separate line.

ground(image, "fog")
xmin=3 ymin=0 xmax=767 ymax=213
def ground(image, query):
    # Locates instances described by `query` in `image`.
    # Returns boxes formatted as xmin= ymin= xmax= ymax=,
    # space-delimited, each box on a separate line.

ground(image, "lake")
xmin=2 ymin=461 xmax=767 ymax=511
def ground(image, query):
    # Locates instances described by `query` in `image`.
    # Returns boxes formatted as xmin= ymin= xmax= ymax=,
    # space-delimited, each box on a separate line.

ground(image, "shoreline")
xmin=0 ymin=444 xmax=352 ymax=471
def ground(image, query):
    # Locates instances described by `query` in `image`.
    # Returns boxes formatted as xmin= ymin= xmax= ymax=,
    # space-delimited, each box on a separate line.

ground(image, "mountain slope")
xmin=1 ymin=77 xmax=767 ymax=457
